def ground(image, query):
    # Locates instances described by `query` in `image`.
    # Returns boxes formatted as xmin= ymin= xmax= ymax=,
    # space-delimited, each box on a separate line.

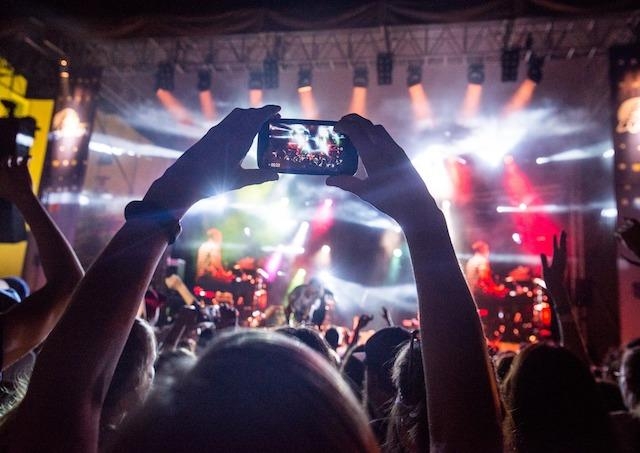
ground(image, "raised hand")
xmin=356 ymin=313 xmax=373 ymax=330
xmin=144 ymin=106 xmax=281 ymax=217
xmin=541 ymin=231 xmax=567 ymax=292
xmin=326 ymin=114 xmax=435 ymax=228
xmin=0 ymin=155 xmax=33 ymax=201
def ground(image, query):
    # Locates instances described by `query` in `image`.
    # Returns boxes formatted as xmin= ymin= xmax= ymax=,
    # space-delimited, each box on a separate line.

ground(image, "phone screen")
xmin=258 ymin=119 xmax=358 ymax=175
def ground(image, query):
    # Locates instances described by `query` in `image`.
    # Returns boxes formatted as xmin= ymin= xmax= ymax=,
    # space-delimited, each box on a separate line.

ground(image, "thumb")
xmin=233 ymin=169 xmax=279 ymax=189
xmin=326 ymin=175 xmax=365 ymax=196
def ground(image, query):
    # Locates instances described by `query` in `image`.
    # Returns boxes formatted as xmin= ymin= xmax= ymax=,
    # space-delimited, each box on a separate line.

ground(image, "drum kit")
xmin=193 ymin=257 xmax=269 ymax=315
xmin=476 ymin=266 xmax=553 ymax=345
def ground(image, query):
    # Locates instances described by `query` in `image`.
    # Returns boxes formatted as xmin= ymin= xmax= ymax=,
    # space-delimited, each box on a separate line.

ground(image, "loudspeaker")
xmin=0 ymin=198 xmax=27 ymax=243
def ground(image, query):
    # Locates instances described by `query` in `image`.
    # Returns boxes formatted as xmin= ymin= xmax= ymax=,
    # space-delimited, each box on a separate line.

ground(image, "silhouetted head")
xmin=324 ymin=326 xmax=340 ymax=350
xmin=620 ymin=346 xmax=640 ymax=413
xmin=102 ymin=318 xmax=157 ymax=431
xmin=276 ymin=326 xmax=337 ymax=367
xmin=385 ymin=338 xmax=428 ymax=453
xmin=502 ymin=343 xmax=613 ymax=453
xmin=114 ymin=329 xmax=378 ymax=452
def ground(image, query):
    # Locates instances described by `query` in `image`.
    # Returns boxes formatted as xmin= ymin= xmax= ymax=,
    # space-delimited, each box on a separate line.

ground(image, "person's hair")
xmin=102 ymin=318 xmax=157 ymax=425
xmin=620 ymin=346 xmax=640 ymax=412
xmin=502 ymin=342 xmax=613 ymax=453
xmin=152 ymin=348 xmax=197 ymax=394
xmin=276 ymin=326 xmax=338 ymax=366
xmin=324 ymin=326 xmax=340 ymax=350
xmin=113 ymin=329 xmax=378 ymax=452
xmin=384 ymin=339 xmax=428 ymax=453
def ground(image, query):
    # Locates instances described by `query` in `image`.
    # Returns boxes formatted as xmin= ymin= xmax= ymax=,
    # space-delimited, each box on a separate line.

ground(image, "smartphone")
xmin=258 ymin=119 xmax=358 ymax=175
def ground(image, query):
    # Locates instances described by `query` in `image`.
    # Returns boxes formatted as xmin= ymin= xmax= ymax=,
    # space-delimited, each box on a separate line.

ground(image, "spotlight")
xmin=353 ymin=66 xmax=368 ymax=87
xmin=501 ymin=48 xmax=520 ymax=82
xmin=407 ymin=63 xmax=422 ymax=87
xmin=467 ymin=62 xmax=485 ymax=85
xmin=248 ymin=71 xmax=263 ymax=90
xmin=197 ymin=69 xmax=211 ymax=92
xmin=297 ymin=67 xmax=312 ymax=92
xmin=527 ymin=55 xmax=544 ymax=84
xmin=377 ymin=52 xmax=393 ymax=85
xmin=263 ymin=57 xmax=279 ymax=89
xmin=155 ymin=62 xmax=175 ymax=91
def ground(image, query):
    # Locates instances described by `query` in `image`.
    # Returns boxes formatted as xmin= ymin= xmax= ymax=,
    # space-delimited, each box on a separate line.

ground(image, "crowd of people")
xmin=0 ymin=105 xmax=639 ymax=452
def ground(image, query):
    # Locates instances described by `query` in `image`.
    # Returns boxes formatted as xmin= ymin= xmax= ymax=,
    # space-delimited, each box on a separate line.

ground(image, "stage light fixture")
xmin=467 ymin=62 xmax=485 ymax=85
xmin=197 ymin=69 xmax=211 ymax=91
xmin=377 ymin=52 xmax=393 ymax=85
xmin=59 ymin=59 xmax=70 ymax=78
xmin=353 ymin=66 xmax=368 ymax=87
xmin=248 ymin=71 xmax=264 ymax=90
xmin=263 ymin=57 xmax=279 ymax=89
xmin=501 ymin=48 xmax=520 ymax=82
xmin=297 ymin=67 xmax=312 ymax=92
xmin=527 ymin=55 xmax=544 ymax=84
xmin=407 ymin=63 xmax=422 ymax=87
xmin=155 ymin=62 xmax=175 ymax=92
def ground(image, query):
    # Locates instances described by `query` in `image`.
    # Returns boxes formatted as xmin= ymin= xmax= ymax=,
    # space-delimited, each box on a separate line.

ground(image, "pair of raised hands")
xmin=143 ymin=105 xmax=433 ymax=227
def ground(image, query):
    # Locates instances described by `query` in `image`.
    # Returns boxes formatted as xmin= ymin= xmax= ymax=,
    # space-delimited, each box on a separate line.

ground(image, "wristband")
xmin=124 ymin=200 xmax=182 ymax=245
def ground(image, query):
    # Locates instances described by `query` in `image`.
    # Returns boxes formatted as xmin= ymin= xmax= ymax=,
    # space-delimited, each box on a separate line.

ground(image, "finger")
xmin=335 ymin=115 xmax=386 ymax=173
xmin=541 ymin=253 xmax=549 ymax=271
xmin=552 ymin=234 xmax=558 ymax=254
xmin=560 ymin=230 xmax=567 ymax=252
xmin=231 ymin=169 xmax=279 ymax=189
xmin=326 ymin=175 xmax=366 ymax=196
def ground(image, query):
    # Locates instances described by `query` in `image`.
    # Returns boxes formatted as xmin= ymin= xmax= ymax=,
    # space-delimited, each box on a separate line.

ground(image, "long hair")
xmin=113 ymin=329 xmax=379 ymax=452
xmin=502 ymin=343 xmax=613 ymax=453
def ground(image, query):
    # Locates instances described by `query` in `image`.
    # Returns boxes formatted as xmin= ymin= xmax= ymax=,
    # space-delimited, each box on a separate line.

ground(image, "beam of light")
xmin=265 ymin=245 xmax=284 ymax=279
xmin=459 ymin=83 xmax=483 ymax=121
xmin=502 ymin=157 xmax=560 ymax=256
xmin=298 ymin=87 xmax=318 ymax=119
xmin=456 ymin=122 xmax=526 ymax=167
xmin=286 ymin=268 xmax=307 ymax=295
xmin=292 ymin=221 xmax=311 ymax=249
xmin=89 ymin=133 xmax=183 ymax=159
xmin=441 ymin=199 xmax=456 ymax=242
xmin=156 ymin=88 xmax=195 ymax=125
xmin=600 ymin=208 xmax=618 ymax=218
xmin=496 ymin=201 xmax=616 ymax=214
xmin=348 ymin=86 xmax=367 ymax=117
xmin=386 ymin=248 xmax=403 ymax=285
xmin=199 ymin=90 xmax=216 ymax=121
xmin=314 ymin=244 xmax=332 ymax=268
xmin=408 ymin=83 xmax=434 ymax=128
xmin=411 ymin=145 xmax=453 ymax=200
xmin=311 ymin=198 xmax=334 ymax=237
xmin=535 ymin=146 xmax=615 ymax=164
xmin=503 ymin=79 xmax=537 ymax=115
xmin=249 ymin=89 xmax=263 ymax=108
xmin=444 ymin=156 xmax=472 ymax=204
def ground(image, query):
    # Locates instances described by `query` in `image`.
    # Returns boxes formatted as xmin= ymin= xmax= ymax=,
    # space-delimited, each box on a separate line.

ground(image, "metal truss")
xmin=81 ymin=12 xmax=640 ymax=75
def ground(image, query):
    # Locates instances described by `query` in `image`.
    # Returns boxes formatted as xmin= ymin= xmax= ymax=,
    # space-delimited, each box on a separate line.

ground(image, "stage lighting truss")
xmin=297 ymin=66 xmax=312 ymax=90
xmin=197 ymin=68 xmax=211 ymax=92
xmin=407 ymin=63 xmax=422 ymax=87
xmin=263 ymin=57 xmax=279 ymax=89
xmin=353 ymin=66 xmax=369 ymax=87
xmin=467 ymin=62 xmax=485 ymax=85
xmin=377 ymin=52 xmax=393 ymax=85
xmin=155 ymin=62 xmax=175 ymax=91
xmin=248 ymin=70 xmax=264 ymax=90
xmin=527 ymin=54 xmax=545 ymax=84
xmin=501 ymin=48 xmax=520 ymax=82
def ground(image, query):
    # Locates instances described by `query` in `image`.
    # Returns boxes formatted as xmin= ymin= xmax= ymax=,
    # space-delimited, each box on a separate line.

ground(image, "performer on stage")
xmin=195 ymin=227 xmax=232 ymax=291
xmin=285 ymin=278 xmax=335 ymax=328
xmin=464 ymin=240 xmax=505 ymax=297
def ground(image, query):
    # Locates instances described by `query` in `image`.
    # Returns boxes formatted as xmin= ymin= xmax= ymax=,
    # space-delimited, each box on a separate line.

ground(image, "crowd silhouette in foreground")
xmin=0 ymin=105 xmax=639 ymax=452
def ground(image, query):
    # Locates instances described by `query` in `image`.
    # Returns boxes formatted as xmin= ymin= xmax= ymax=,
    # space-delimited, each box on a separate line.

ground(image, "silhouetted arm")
xmin=4 ymin=106 xmax=280 ymax=453
xmin=541 ymin=231 xmax=590 ymax=365
xmin=0 ymin=156 xmax=84 ymax=370
xmin=328 ymin=115 xmax=502 ymax=452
